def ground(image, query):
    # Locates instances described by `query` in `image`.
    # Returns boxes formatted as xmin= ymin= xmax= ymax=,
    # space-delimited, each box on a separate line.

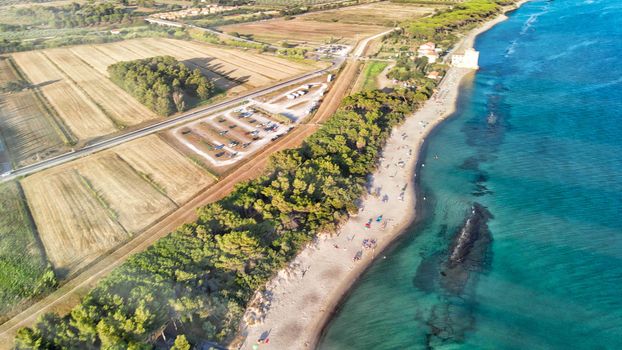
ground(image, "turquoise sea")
xmin=319 ymin=0 xmax=622 ymax=349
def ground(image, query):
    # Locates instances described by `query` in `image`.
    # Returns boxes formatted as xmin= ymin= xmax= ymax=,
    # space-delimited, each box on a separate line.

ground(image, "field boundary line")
xmin=40 ymin=51 xmax=128 ymax=131
xmin=75 ymin=169 xmax=127 ymax=233
xmin=113 ymin=152 xmax=178 ymax=207
xmin=14 ymin=180 xmax=50 ymax=275
xmin=6 ymin=56 xmax=76 ymax=146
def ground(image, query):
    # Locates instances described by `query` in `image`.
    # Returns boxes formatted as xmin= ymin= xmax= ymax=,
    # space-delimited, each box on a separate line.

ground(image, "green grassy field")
xmin=360 ymin=61 xmax=388 ymax=91
xmin=0 ymin=181 xmax=55 ymax=317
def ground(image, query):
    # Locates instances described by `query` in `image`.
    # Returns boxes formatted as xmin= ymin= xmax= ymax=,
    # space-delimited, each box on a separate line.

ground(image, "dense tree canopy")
xmin=15 ymin=3 xmax=134 ymax=29
xmin=108 ymin=56 xmax=215 ymax=116
xmin=405 ymin=0 xmax=503 ymax=40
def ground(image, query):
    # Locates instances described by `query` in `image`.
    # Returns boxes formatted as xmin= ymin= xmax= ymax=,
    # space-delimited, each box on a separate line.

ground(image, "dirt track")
xmin=311 ymin=60 xmax=360 ymax=123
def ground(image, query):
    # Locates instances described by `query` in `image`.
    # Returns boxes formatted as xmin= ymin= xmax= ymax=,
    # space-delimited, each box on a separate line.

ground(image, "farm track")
xmin=311 ymin=59 xmax=360 ymax=123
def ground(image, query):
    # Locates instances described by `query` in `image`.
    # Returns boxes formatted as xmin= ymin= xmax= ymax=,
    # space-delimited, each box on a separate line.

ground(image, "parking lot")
xmin=167 ymin=80 xmax=328 ymax=169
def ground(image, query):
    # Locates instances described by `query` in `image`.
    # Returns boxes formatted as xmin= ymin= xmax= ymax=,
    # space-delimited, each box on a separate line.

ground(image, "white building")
xmin=451 ymin=48 xmax=480 ymax=69
xmin=417 ymin=42 xmax=439 ymax=63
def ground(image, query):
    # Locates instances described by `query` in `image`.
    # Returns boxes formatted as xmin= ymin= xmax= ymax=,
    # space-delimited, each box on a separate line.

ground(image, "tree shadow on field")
xmin=33 ymin=79 xmax=61 ymax=89
xmin=182 ymin=57 xmax=250 ymax=91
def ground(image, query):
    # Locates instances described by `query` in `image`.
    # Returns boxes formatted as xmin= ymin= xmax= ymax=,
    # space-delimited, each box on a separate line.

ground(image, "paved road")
xmin=0 ymin=64 xmax=338 ymax=183
xmin=187 ymin=24 xmax=279 ymax=50
xmin=352 ymin=28 xmax=398 ymax=58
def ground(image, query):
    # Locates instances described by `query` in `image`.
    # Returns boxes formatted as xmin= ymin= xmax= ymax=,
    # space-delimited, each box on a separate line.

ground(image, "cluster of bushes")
xmin=14 ymin=3 xmax=135 ymax=29
xmin=0 ymin=24 xmax=178 ymax=54
xmin=187 ymin=7 xmax=275 ymax=28
xmin=277 ymin=47 xmax=307 ymax=59
xmin=15 ymin=87 xmax=428 ymax=349
xmin=405 ymin=0 xmax=503 ymax=40
xmin=387 ymin=54 xmax=439 ymax=92
xmin=0 ymin=79 xmax=30 ymax=93
xmin=108 ymin=56 xmax=215 ymax=116
xmin=186 ymin=30 xmax=269 ymax=52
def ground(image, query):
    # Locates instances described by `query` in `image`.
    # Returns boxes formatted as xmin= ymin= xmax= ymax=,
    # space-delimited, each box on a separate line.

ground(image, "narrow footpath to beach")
xmin=238 ymin=8 xmax=522 ymax=349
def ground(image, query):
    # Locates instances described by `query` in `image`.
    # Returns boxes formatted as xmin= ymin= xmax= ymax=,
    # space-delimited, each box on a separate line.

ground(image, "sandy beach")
xmin=237 ymin=5 xmax=526 ymax=349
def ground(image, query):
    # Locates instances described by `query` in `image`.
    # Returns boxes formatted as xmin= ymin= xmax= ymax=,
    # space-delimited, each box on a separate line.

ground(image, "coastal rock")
xmin=440 ymin=202 xmax=493 ymax=295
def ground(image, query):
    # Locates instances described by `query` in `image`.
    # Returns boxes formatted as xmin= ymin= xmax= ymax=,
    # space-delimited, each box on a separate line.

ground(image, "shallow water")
xmin=319 ymin=1 xmax=622 ymax=349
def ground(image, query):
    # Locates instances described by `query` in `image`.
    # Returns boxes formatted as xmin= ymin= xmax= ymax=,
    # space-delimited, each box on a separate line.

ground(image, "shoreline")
xmin=238 ymin=3 xmax=527 ymax=349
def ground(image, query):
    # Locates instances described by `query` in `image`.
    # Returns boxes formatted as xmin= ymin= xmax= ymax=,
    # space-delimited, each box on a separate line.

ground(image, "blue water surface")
xmin=319 ymin=1 xmax=622 ymax=349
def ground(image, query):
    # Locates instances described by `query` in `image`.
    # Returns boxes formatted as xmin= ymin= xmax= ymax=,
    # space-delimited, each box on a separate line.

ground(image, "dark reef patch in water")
xmin=472 ymin=172 xmax=493 ymax=197
xmin=441 ymin=203 xmax=494 ymax=295
xmin=413 ymin=203 xmax=494 ymax=347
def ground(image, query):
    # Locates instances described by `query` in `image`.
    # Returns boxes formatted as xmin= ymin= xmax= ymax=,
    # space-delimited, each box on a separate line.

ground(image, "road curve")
xmin=352 ymin=28 xmax=397 ymax=58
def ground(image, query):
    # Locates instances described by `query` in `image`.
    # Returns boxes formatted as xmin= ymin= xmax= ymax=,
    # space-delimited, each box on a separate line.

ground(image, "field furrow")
xmin=92 ymin=43 xmax=145 ymax=63
xmin=219 ymin=19 xmax=385 ymax=46
xmin=0 ymin=91 xmax=65 ymax=166
xmin=69 ymin=45 xmax=119 ymax=76
xmin=0 ymin=58 xmax=66 ymax=167
xmin=160 ymin=38 xmax=294 ymax=81
xmin=12 ymin=51 xmax=116 ymax=139
xmin=142 ymin=38 xmax=274 ymax=87
xmin=21 ymin=170 xmax=128 ymax=274
xmin=75 ymin=153 xmax=177 ymax=233
xmin=150 ymin=38 xmax=291 ymax=83
xmin=44 ymin=49 xmax=158 ymax=126
xmin=114 ymin=135 xmax=215 ymax=205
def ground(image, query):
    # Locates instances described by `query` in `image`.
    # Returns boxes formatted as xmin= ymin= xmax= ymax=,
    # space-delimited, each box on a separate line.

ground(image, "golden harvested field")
xmin=129 ymin=38 xmax=311 ymax=88
xmin=11 ymin=51 xmax=116 ymax=140
xmin=75 ymin=153 xmax=177 ymax=234
xmin=302 ymin=2 xmax=439 ymax=26
xmin=43 ymin=49 xmax=158 ymax=127
xmin=77 ymin=38 xmax=313 ymax=90
xmin=69 ymin=45 xmax=118 ymax=76
xmin=108 ymin=39 xmax=240 ymax=91
xmin=21 ymin=134 xmax=215 ymax=275
xmin=0 ymin=58 xmax=13 ymax=81
xmin=21 ymin=170 xmax=128 ymax=275
xmin=0 ymin=91 xmax=66 ymax=166
xmin=114 ymin=135 xmax=215 ymax=205
xmin=11 ymin=38 xmax=311 ymax=144
xmin=219 ymin=18 xmax=386 ymax=46
xmin=0 ymin=59 xmax=67 ymax=167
